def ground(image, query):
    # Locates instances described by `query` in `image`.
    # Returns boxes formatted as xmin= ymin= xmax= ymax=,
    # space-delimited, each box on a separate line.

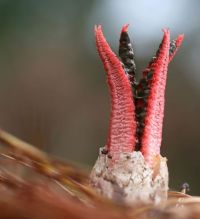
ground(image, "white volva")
xmin=90 ymin=148 xmax=168 ymax=205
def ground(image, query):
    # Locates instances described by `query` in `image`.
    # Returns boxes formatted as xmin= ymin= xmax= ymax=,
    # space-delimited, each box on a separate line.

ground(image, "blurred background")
xmin=0 ymin=0 xmax=199 ymax=194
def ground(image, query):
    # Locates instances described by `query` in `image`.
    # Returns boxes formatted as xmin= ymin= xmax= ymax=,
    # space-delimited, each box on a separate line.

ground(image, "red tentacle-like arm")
xmin=95 ymin=25 xmax=183 ymax=165
xmin=140 ymin=29 xmax=170 ymax=165
xmin=169 ymin=34 xmax=184 ymax=63
xmin=95 ymin=25 xmax=136 ymax=160
xmin=138 ymin=30 xmax=184 ymax=165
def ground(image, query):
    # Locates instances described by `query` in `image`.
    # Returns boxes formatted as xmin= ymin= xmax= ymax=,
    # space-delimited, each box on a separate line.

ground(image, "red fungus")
xmin=95 ymin=25 xmax=184 ymax=165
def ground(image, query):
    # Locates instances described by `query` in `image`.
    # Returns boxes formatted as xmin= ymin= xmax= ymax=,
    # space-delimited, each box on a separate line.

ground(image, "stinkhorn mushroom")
xmin=90 ymin=25 xmax=184 ymax=205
